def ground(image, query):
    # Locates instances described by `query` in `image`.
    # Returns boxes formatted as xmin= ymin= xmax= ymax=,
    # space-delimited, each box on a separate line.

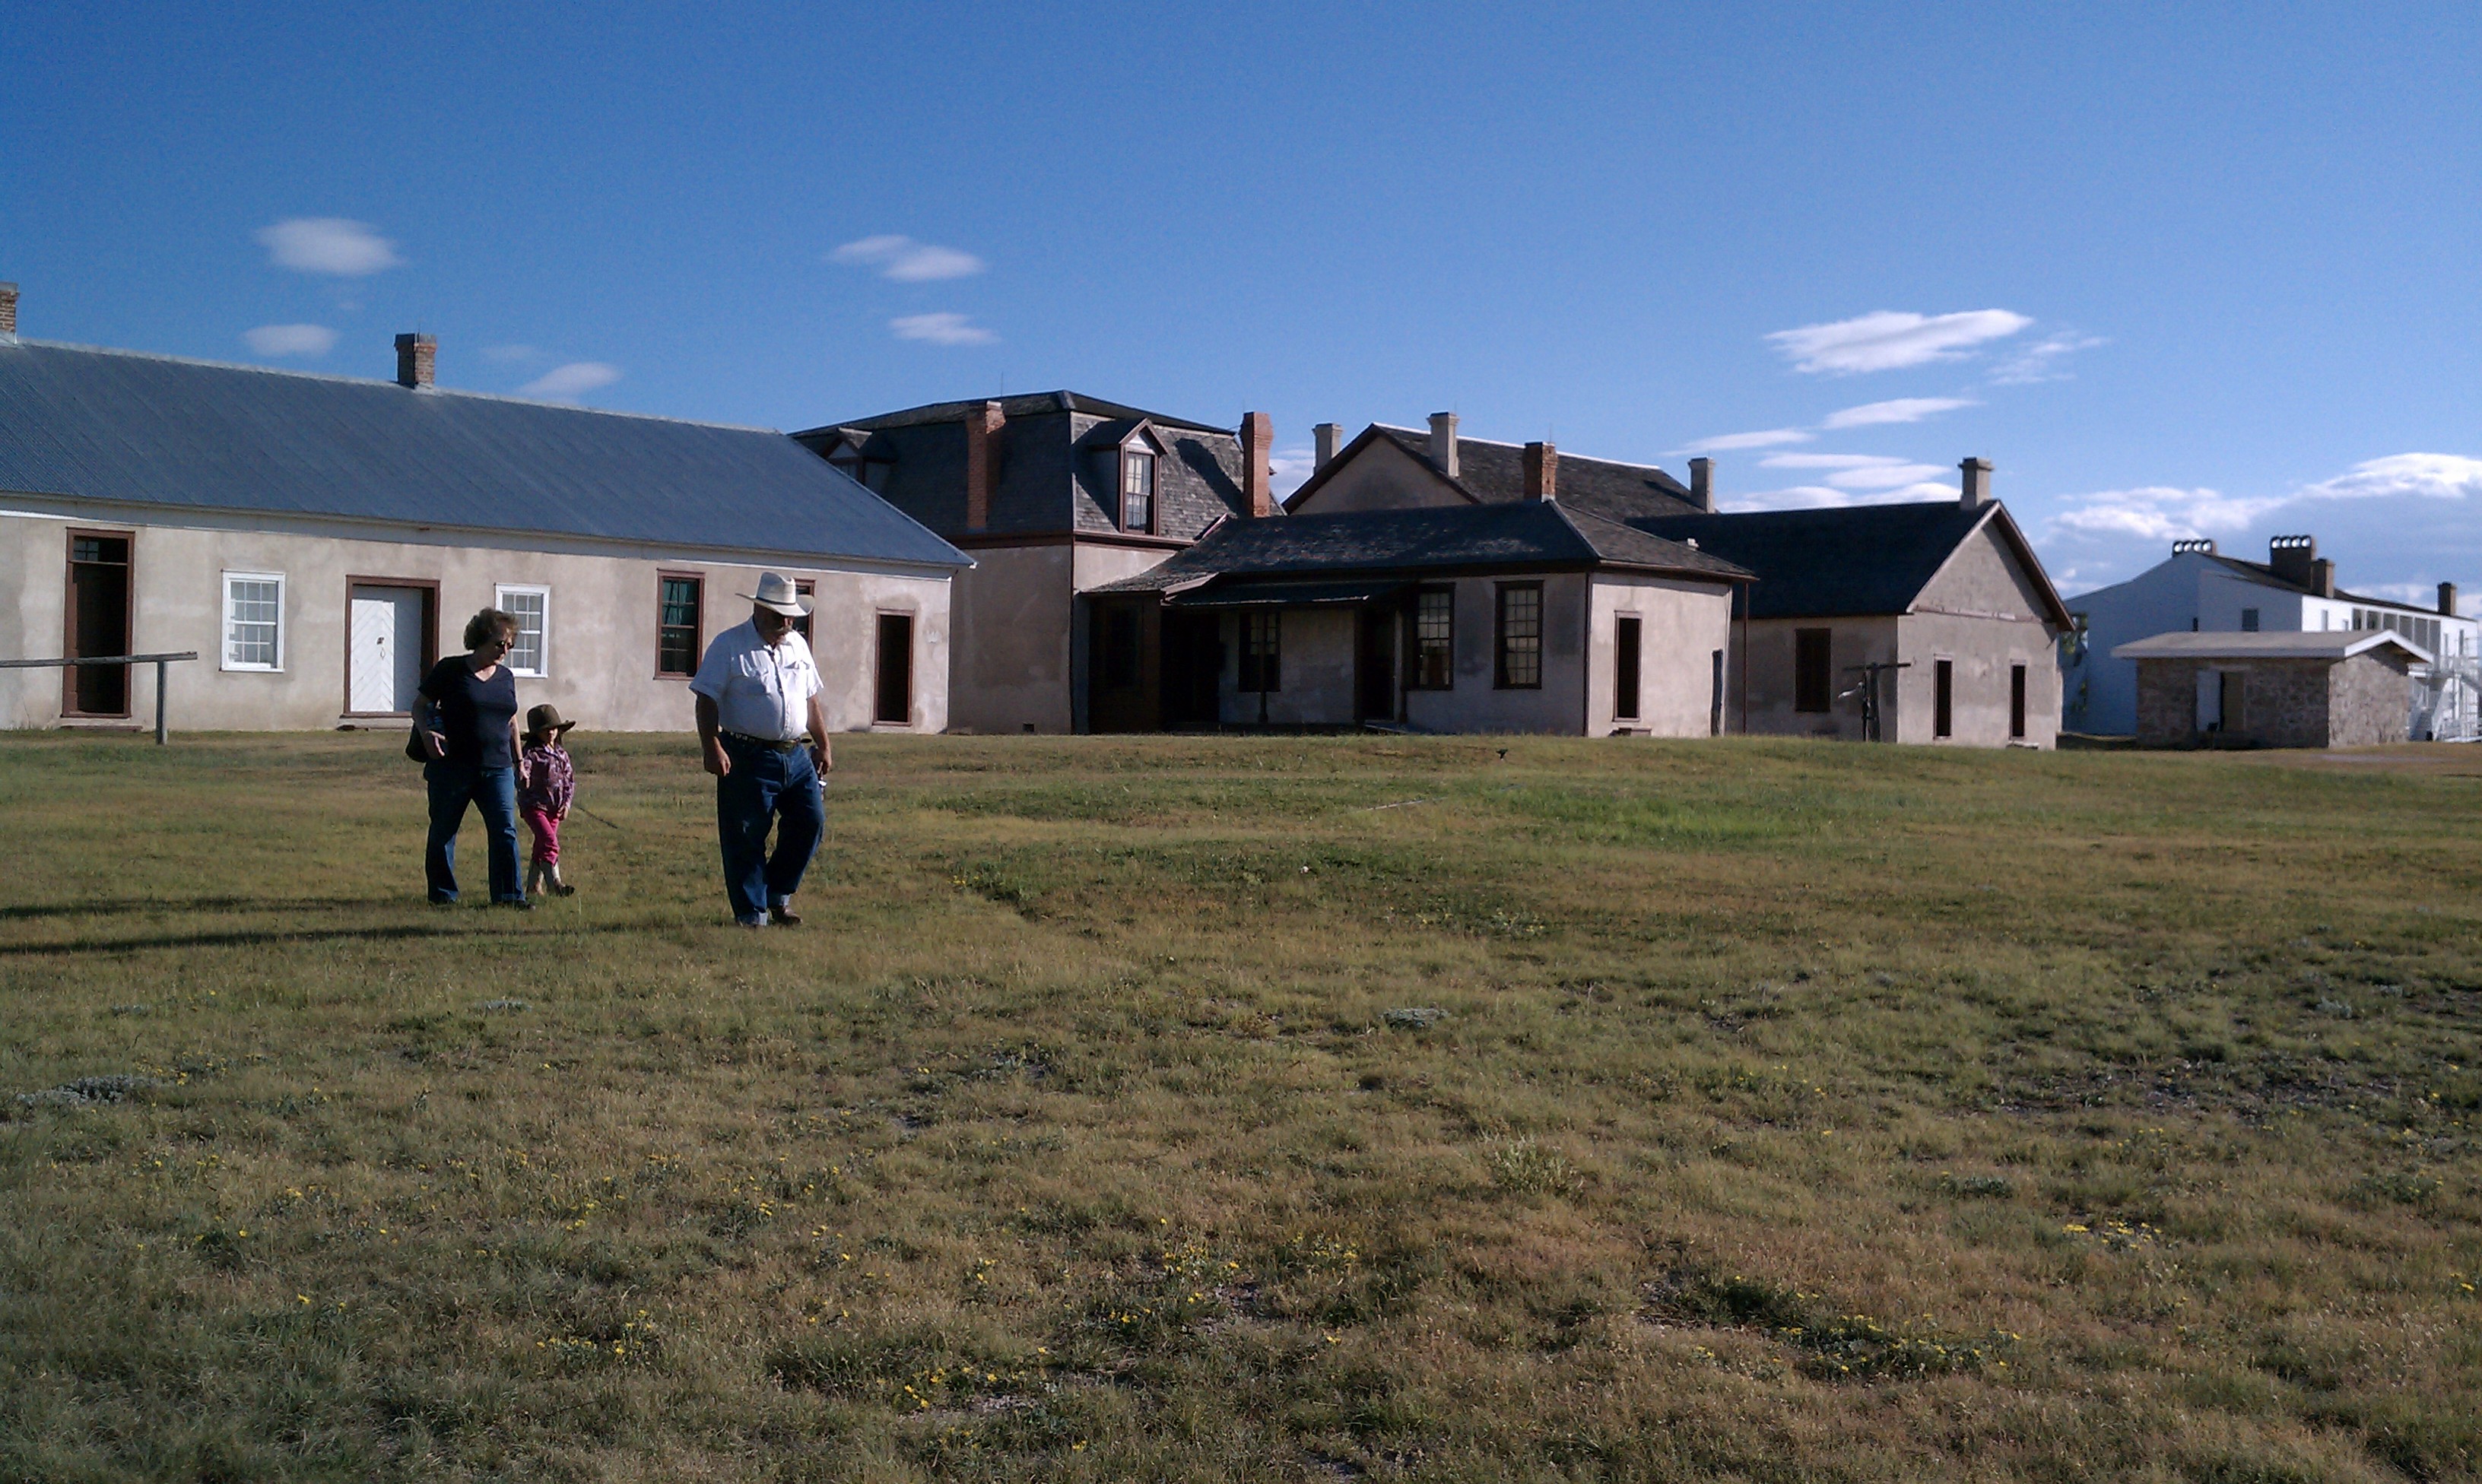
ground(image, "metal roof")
xmin=2112 ymin=629 xmax=2433 ymax=664
xmin=0 ymin=339 xmax=968 ymax=569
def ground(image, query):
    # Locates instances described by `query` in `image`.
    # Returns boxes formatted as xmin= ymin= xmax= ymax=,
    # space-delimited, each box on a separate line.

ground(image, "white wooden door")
xmin=350 ymin=585 xmax=426 ymax=714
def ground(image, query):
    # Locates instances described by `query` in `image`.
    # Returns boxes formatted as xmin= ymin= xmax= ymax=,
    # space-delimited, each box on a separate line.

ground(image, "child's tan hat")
xmin=525 ymin=703 xmax=576 ymax=737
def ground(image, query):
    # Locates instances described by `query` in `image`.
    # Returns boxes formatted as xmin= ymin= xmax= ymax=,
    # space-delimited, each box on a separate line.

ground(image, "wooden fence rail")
xmin=0 ymin=652 xmax=202 ymax=744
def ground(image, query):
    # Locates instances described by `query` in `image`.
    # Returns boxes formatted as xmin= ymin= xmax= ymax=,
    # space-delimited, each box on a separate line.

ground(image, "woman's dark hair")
xmin=464 ymin=607 xmax=520 ymax=650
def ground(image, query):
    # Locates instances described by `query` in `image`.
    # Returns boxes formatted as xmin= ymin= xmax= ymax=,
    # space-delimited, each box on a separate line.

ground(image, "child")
xmin=517 ymin=703 xmax=578 ymax=898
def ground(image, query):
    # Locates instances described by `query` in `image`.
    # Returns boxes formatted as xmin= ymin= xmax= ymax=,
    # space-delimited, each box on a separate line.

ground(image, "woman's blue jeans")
xmin=424 ymin=760 xmax=522 ymax=904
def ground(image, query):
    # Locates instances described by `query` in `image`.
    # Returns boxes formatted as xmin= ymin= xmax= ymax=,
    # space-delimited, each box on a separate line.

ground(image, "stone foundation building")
xmin=2113 ymin=630 xmax=2430 ymax=748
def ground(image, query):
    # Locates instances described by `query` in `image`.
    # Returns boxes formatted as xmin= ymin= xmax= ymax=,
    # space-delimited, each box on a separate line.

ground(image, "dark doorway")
xmin=1159 ymin=613 xmax=1222 ymax=729
xmin=874 ymin=613 xmax=913 ymax=725
xmin=1355 ymin=607 xmax=1397 ymax=721
xmin=64 ymin=531 xmax=132 ymax=716
xmin=2010 ymin=663 xmax=2027 ymax=740
xmin=1614 ymin=615 xmax=1642 ymax=721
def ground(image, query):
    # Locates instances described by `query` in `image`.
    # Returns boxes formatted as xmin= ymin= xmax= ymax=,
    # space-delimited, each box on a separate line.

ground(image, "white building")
xmin=0 ymin=287 xmax=967 ymax=734
xmin=2063 ymin=535 xmax=2477 ymax=740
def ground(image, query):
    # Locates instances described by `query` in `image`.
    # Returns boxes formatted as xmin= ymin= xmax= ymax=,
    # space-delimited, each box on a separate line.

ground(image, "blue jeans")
xmin=424 ymin=761 xmax=522 ymax=904
xmin=716 ymin=737 xmax=824 ymax=923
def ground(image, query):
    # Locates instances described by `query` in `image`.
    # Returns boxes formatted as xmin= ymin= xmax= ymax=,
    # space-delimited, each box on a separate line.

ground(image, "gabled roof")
xmin=0 ymin=339 xmax=967 ymax=568
xmin=1627 ymin=500 xmax=2074 ymax=628
xmin=1087 ymin=499 xmax=1750 ymax=596
xmin=2112 ymin=629 xmax=2433 ymax=664
xmin=1282 ymin=423 xmax=1704 ymax=521
xmin=798 ymin=390 xmax=1229 ymax=438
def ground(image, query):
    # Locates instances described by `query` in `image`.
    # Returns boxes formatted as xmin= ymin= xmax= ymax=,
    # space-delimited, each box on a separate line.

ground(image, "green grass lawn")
xmin=2 ymin=731 xmax=2479 ymax=1482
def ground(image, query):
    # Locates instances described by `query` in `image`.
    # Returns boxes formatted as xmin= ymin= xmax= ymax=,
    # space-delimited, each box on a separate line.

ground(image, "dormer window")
xmin=1121 ymin=448 xmax=1156 ymax=531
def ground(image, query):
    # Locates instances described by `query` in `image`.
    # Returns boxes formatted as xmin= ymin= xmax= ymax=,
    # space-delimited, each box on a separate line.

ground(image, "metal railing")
xmin=0 ymin=652 xmax=202 ymax=744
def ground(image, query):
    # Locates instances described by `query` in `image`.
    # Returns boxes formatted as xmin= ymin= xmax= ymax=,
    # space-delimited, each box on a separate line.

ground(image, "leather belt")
xmin=721 ymin=730 xmax=810 ymax=753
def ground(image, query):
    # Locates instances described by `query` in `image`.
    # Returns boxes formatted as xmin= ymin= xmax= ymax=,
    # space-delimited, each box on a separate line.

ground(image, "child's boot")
xmin=525 ymin=861 xmax=544 ymax=899
xmin=548 ymin=863 xmax=576 ymax=897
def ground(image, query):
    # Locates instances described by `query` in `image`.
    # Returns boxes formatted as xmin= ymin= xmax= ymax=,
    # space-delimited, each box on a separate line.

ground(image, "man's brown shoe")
xmin=769 ymin=905 xmax=802 ymax=927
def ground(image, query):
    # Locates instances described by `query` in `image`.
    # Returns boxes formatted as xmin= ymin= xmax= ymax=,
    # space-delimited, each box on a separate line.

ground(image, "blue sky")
xmin=5 ymin=2 xmax=2477 ymax=600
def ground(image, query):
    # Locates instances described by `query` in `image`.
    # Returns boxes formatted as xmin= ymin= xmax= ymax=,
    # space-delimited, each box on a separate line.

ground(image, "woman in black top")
xmin=414 ymin=608 xmax=528 ymax=908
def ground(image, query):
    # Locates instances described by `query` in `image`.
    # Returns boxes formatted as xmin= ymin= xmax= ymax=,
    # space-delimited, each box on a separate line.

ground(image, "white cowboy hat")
xmin=738 ymin=572 xmax=814 ymax=617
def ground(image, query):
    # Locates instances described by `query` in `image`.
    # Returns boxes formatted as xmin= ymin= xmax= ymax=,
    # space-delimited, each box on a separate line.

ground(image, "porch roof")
xmin=1166 ymin=577 xmax=1408 ymax=608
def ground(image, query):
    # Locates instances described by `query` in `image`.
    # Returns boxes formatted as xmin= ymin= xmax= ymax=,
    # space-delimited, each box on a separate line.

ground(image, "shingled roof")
xmin=1284 ymin=423 xmax=1705 ymax=521
xmin=1627 ymin=502 xmax=2072 ymax=626
xmin=794 ymin=392 xmax=1249 ymax=541
xmin=1087 ymin=500 xmax=1750 ymax=596
xmin=0 ymin=339 xmax=966 ymax=568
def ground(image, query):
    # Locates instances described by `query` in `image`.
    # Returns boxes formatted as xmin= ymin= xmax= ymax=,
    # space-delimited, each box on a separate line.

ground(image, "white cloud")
xmin=1768 ymin=309 xmax=2032 ymax=375
xmin=1821 ymin=397 xmax=1977 ymax=429
xmin=2046 ymin=486 xmax=2279 ymax=544
xmin=831 ymin=235 xmax=986 ymax=282
xmin=2298 ymin=453 xmax=2482 ymax=503
xmin=255 ymin=217 xmax=402 ymax=277
xmin=1681 ymin=427 xmax=1814 ymax=453
xmin=1754 ymin=452 xmax=1950 ymax=490
xmin=241 ymin=323 xmax=336 ymax=357
xmin=519 ymin=362 xmax=622 ymax=401
xmin=1992 ymin=331 xmax=2107 ymax=385
xmin=481 ymin=344 xmax=541 ymax=365
xmin=1269 ymin=446 xmax=1317 ymax=499
xmin=890 ymin=312 xmax=997 ymax=347
xmin=1722 ymin=484 xmax=1954 ymax=513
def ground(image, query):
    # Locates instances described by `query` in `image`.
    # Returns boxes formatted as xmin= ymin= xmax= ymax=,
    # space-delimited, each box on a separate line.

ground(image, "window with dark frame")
xmin=874 ymin=613 xmax=913 ymax=725
xmin=1121 ymin=449 xmax=1156 ymax=531
xmin=1934 ymin=658 xmax=1954 ymax=739
xmin=1613 ymin=614 xmax=1642 ymax=721
xmin=2240 ymin=607 xmax=2260 ymax=632
xmin=1410 ymin=586 xmax=1454 ymax=689
xmin=1494 ymin=582 xmax=1542 ymax=689
xmin=2010 ymin=662 xmax=2028 ymax=740
xmin=657 ymin=573 xmax=703 ymax=677
xmin=1793 ymin=627 xmax=1833 ymax=712
xmin=1239 ymin=610 xmax=1280 ymax=693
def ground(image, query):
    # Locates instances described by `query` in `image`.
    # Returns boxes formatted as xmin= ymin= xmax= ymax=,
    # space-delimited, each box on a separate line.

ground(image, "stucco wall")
xmin=1728 ymin=616 xmax=1902 ymax=740
xmin=1286 ymin=439 xmax=1460 ymax=515
xmin=947 ymin=544 xmax=1073 ymax=734
xmin=1588 ymin=574 xmax=1735 ymax=737
xmin=1219 ymin=605 xmax=1356 ymax=725
xmin=2 ymin=509 xmax=951 ymax=734
xmin=1890 ymin=613 xmax=2058 ymax=747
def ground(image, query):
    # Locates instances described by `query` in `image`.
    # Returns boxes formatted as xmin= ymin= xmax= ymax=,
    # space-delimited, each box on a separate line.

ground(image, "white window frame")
xmin=221 ymin=570 xmax=286 ymax=672
xmin=495 ymin=583 xmax=551 ymax=678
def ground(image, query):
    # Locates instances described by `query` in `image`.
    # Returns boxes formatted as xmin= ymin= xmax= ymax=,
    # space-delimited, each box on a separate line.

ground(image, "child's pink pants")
xmin=522 ymin=807 xmax=560 ymax=865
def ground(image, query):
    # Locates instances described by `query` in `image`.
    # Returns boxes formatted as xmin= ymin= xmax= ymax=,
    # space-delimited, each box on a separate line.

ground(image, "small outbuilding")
xmin=2111 ymin=629 xmax=2432 ymax=749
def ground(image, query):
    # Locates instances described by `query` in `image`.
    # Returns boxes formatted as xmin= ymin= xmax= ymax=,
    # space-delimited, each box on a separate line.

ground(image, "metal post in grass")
xmin=0 ymin=652 xmax=200 ymax=744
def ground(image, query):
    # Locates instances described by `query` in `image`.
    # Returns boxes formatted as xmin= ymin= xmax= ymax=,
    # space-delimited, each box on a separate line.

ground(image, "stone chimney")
xmin=1523 ymin=442 xmax=1558 ymax=502
xmin=2442 ymin=582 xmax=2460 ymax=617
xmin=962 ymin=401 xmax=1005 ymax=532
xmin=2268 ymin=534 xmax=2316 ymax=588
xmin=1688 ymin=457 xmax=1713 ymax=512
xmin=395 ymin=333 xmax=436 ymax=388
xmin=2309 ymin=559 xmax=2336 ymax=598
xmin=0 ymin=282 xmax=17 ymax=341
xmin=1959 ymin=457 xmax=1993 ymax=510
xmin=1313 ymin=422 xmax=1342 ymax=470
xmin=1428 ymin=412 xmax=1459 ymax=479
xmin=1240 ymin=411 xmax=1274 ymax=518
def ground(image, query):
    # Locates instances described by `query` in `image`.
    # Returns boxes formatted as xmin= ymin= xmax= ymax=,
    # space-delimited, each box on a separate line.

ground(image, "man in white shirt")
xmin=689 ymin=572 xmax=833 ymax=928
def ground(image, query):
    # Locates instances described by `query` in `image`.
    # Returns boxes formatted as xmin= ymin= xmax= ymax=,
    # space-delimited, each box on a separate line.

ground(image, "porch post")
xmin=154 ymin=658 xmax=169 ymax=744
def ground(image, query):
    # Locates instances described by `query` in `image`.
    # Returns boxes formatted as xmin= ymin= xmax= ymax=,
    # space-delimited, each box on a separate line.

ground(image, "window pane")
xmin=658 ymin=576 xmax=701 ymax=675
xmin=226 ymin=578 xmax=280 ymax=667
xmin=1240 ymin=610 xmax=1281 ymax=692
xmin=501 ymin=589 xmax=547 ymax=674
xmin=1122 ymin=452 xmax=1154 ymax=530
xmin=1414 ymin=588 xmax=1454 ymax=689
xmin=1496 ymin=585 xmax=1541 ymax=688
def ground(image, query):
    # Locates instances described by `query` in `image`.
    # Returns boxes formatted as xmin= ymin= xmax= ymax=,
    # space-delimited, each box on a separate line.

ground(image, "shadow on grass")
xmin=0 ymin=894 xmax=387 ymax=921
xmin=0 ymin=923 xmax=471 ymax=957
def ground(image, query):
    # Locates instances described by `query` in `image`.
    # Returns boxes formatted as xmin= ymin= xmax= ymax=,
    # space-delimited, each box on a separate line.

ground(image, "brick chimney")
xmin=962 ymin=401 xmax=1005 ymax=531
xmin=1959 ymin=457 xmax=1993 ymax=510
xmin=2442 ymin=582 xmax=2460 ymax=617
xmin=2309 ymin=559 xmax=2336 ymax=598
xmin=1313 ymin=422 xmax=1342 ymax=470
xmin=1240 ymin=411 xmax=1274 ymax=518
xmin=1428 ymin=412 xmax=1459 ymax=478
xmin=1523 ymin=441 xmax=1558 ymax=502
xmin=395 ymin=333 xmax=435 ymax=388
xmin=2268 ymin=534 xmax=2316 ymax=588
xmin=1688 ymin=456 xmax=1713 ymax=511
xmin=0 ymin=282 xmax=17 ymax=340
